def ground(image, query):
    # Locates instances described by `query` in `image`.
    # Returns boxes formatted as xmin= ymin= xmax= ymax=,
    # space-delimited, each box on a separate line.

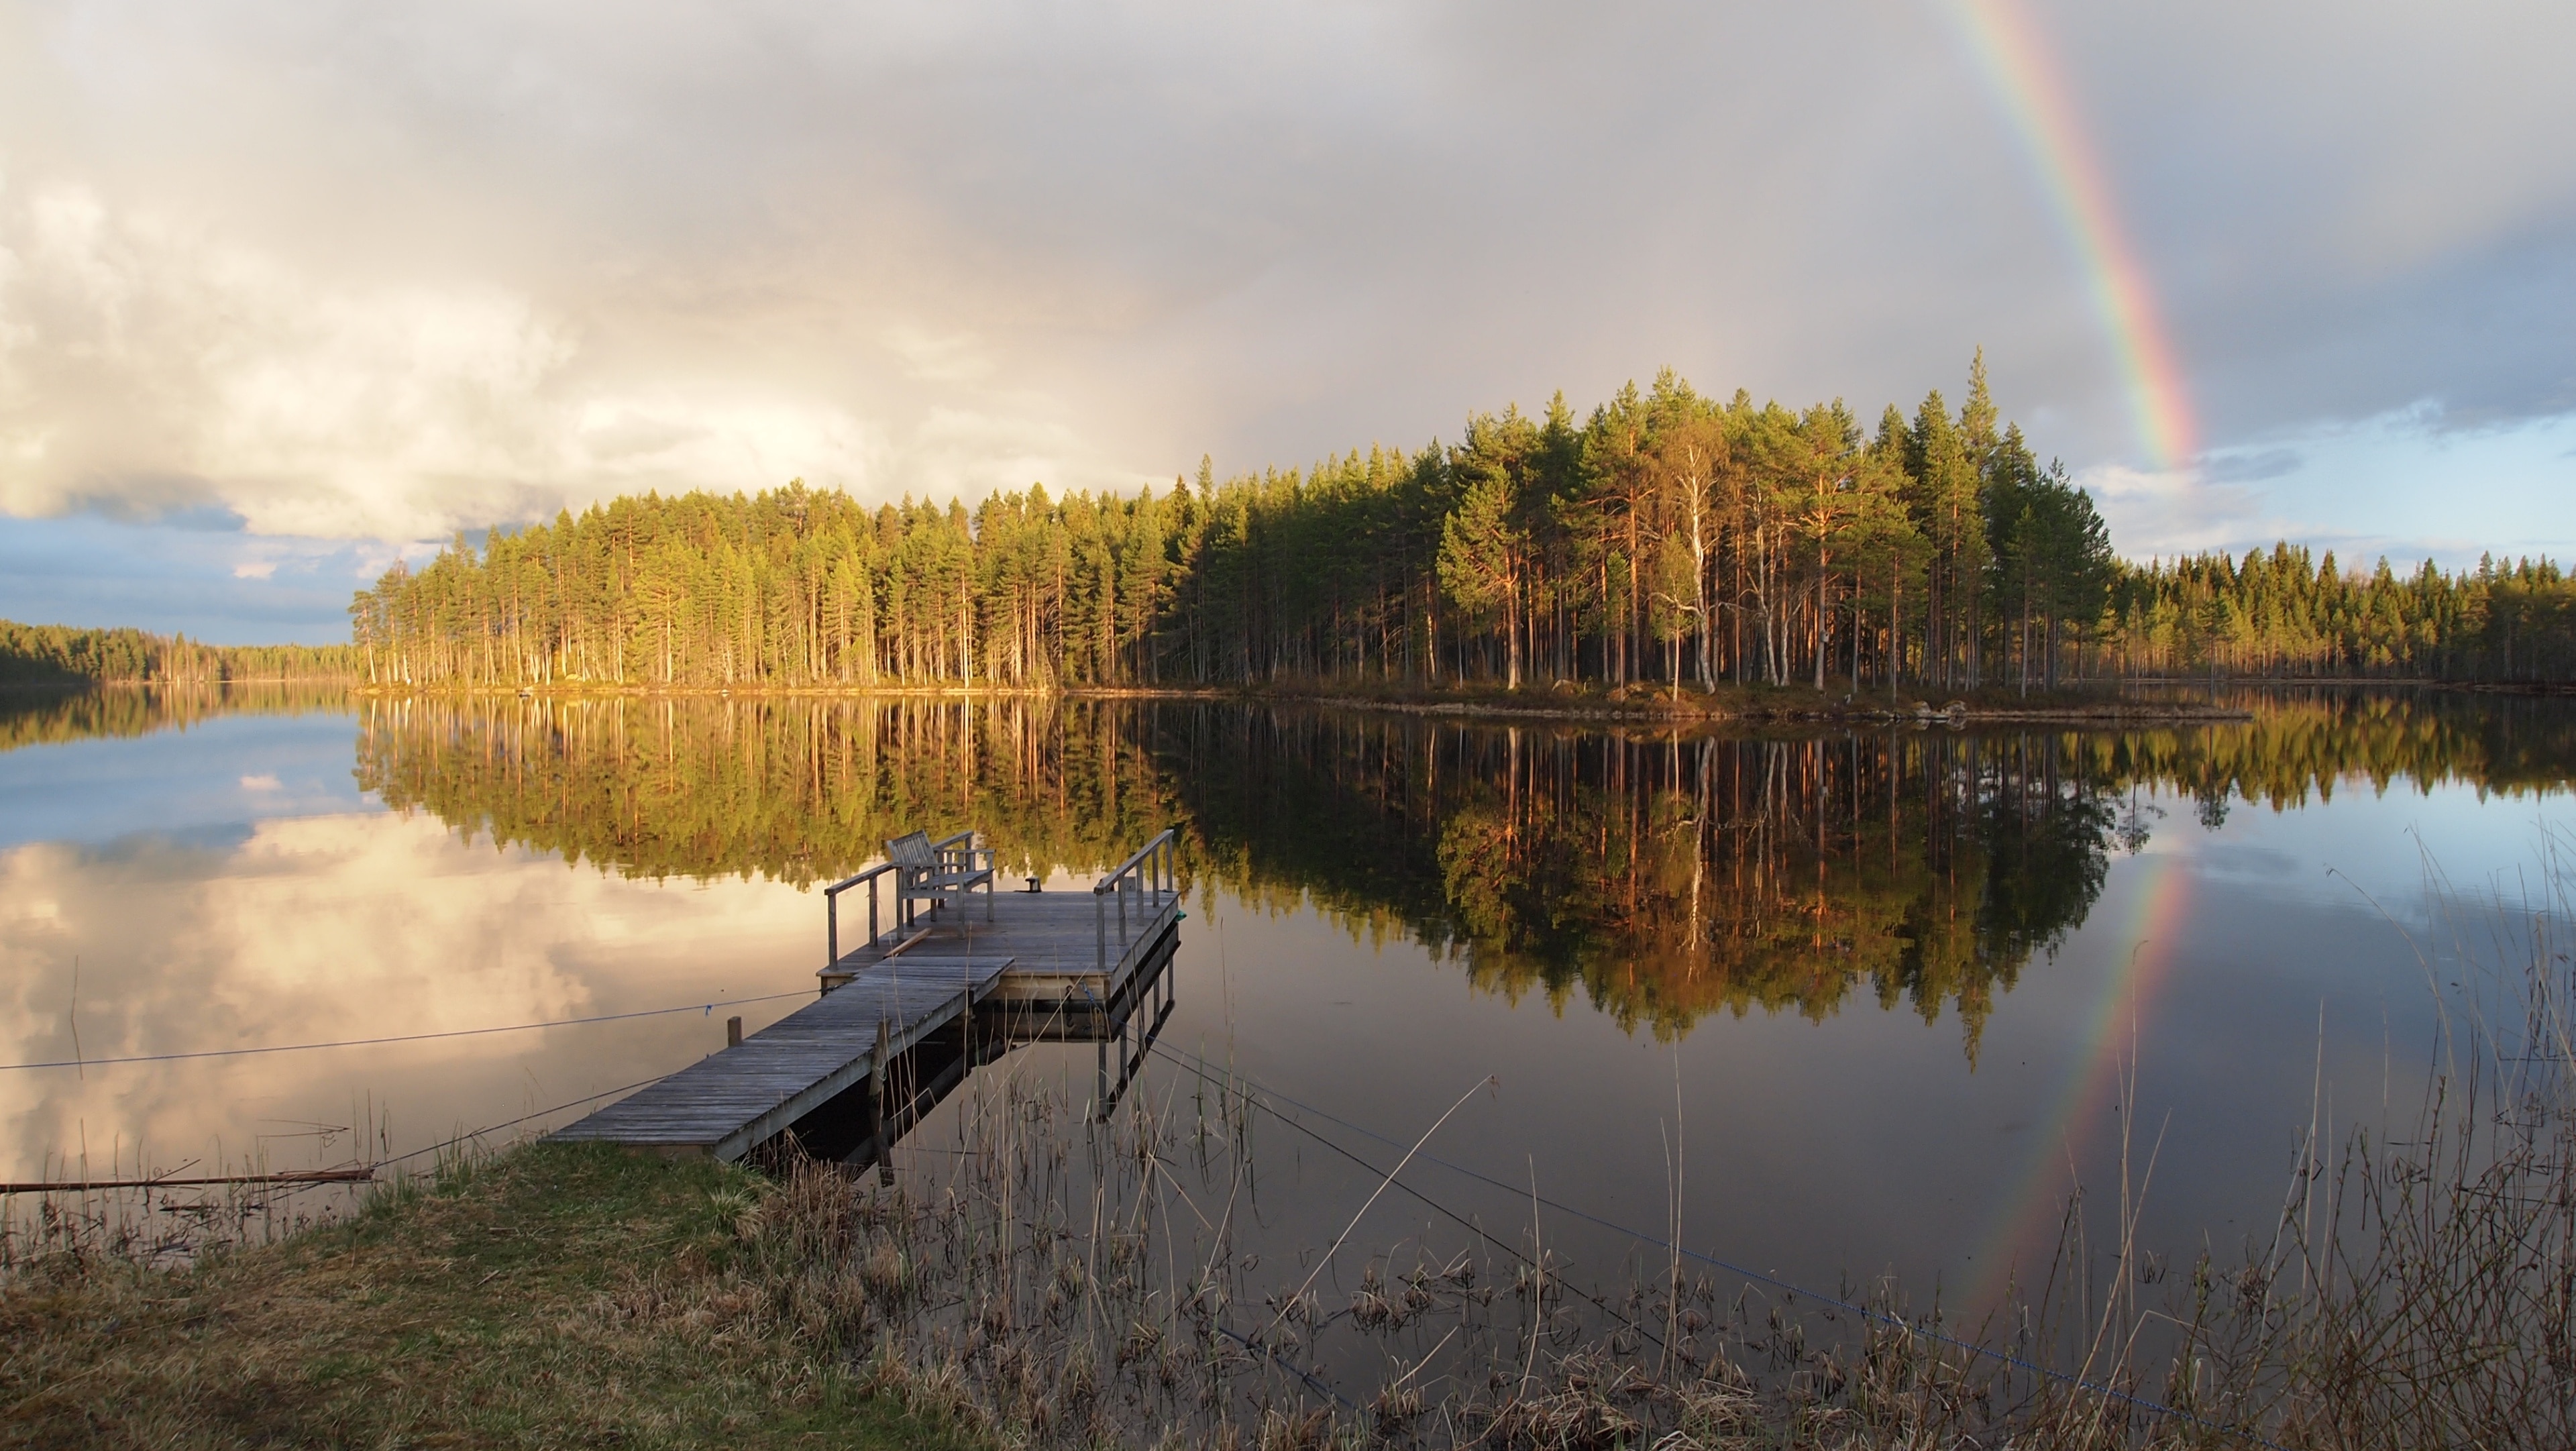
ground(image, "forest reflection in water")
xmin=321 ymin=685 xmax=2576 ymax=1053
xmin=0 ymin=680 xmax=347 ymax=754
xmin=6 ymin=681 xmax=2571 ymax=1317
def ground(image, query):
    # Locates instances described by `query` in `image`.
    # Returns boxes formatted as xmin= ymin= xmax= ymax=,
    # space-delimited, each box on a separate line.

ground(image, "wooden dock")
xmin=554 ymin=829 xmax=1181 ymax=1161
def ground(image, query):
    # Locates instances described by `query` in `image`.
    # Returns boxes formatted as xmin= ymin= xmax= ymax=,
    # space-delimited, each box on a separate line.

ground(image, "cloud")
xmin=881 ymin=327 xmax=994 ymax=385
xmin=0 ymin=170 xmax=1171 ymax=542
xmin=2082 ymin=463 xmax=2269 ymax=561
xmin=0 ymin=184 xmax=896 ymax=539
xmin=0 ymin=813 xmax=821 ymax=1175
xmin=230 ymin=560 xmax=276 ymax=580
xmin=2200 ymin=449 xmax=2302 ymax=486
xmin=2091 ymin=402 xmax=2576 ymax=567
xmin=0 ymin=510 xmax=395 ymax=640
xmin=910 ymin=406 xmax=1156 ymax=502
xmin=0 ymin=0 xmax=2569 ymax=572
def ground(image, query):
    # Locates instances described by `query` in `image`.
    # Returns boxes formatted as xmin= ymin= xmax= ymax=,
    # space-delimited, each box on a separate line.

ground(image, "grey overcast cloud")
xmin=1 ymin=0 xmax=2571 ymax=640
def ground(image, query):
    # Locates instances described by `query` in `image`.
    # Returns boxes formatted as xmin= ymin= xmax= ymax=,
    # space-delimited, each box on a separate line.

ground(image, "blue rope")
xmin=0 ymin=991 xmax=812 ymax=1072
xmin=1147 ymin=1042 xmax=2286 ymax=1450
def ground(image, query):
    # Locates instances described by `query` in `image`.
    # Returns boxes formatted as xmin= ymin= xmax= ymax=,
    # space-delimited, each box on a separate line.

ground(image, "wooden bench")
xmin=886 ymin=830 xmax=997 ymax=924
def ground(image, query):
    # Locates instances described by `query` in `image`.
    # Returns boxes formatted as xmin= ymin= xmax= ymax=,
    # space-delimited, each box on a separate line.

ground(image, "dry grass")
xmin=0 ymin=1143 xmax=981 ymax=1449
xmin=739 ymin=877 xmax=2576 ymax=1451
xmin=753 ymin=1068 xmax=2239 ymax=1450
xmin=2121 ymin=852 xmax=2576 ymax=1447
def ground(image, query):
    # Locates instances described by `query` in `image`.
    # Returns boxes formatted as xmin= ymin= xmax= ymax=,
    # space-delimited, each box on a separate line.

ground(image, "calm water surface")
xmin=3 ymin=686 xmax=2569 ymax=1310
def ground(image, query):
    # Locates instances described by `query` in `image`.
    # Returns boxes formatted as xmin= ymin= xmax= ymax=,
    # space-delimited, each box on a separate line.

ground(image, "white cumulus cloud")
xmin=0 ymin=0 xmax=2571 ymax=569
xmin=0 ymin=184 xmax=900 ymax=539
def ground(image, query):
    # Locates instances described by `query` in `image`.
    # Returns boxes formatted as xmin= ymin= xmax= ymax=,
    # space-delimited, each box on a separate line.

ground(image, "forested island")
xmin=8 ymin=359 xmax=2571 ymax=700
xmin=343 ymin=361 xmax=2575 ymax=696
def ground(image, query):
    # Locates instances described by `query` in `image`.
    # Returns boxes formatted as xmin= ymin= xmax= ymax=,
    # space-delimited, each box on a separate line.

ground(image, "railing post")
xmin=1095 ymin=891 xmax=1107 ymax=977
xmin=868 ymin=881 xmax=879 ymax=951
xmin=828 ymin=890 xmax=839 ymax=968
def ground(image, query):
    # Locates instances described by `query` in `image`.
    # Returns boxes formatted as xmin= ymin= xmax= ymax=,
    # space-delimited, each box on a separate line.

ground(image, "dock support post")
xmin=870 ymin=1017 xmax=891 ymax=1183
xmin=727 ymin=1016 xmax=742 ymax=1048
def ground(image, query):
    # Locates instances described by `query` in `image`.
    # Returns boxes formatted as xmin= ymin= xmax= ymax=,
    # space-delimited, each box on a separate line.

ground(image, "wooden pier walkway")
xmin=554 ymin=829 xmax=1181 ymax=1161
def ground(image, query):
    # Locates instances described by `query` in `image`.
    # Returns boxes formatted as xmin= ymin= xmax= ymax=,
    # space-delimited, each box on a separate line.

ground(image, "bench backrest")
xmin=885 ymin=830 xmax=936 ymax=868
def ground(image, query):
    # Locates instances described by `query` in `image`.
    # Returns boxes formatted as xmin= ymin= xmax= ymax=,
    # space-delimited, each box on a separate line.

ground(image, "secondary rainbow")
xmin=1941 ymin=0 xmax=2198 ymax=472
xmin=1968 ymin=848 xmax=2195 ymax=1308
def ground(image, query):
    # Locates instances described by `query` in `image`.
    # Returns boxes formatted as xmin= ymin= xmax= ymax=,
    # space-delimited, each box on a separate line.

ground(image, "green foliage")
xmin=347 ymin=360 xmax=2195 ymax=694
xmin=340 ymin=361 xmax=2576 ymax=692
xmin=2104 ymin=547 xmax=2576 ymax=681
xmin=1986 ymin=437 xmax=2114 ymax=693
xmin=0 ymin=619 xmax=354 ymax=686
xmin=350 ymin=482 xmax=1187 ymax=689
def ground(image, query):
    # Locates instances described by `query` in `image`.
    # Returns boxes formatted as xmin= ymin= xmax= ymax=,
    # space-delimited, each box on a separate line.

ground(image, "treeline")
xmin=2104 ymin=547 xmax=2576 ymax=682
xmin=348 ymin=357 xmax=2125 ymax=694
xmin=344 ymin=356 xmax=2575 ymax=692
xmin=0 ymin=619 xmax=356 ymax=686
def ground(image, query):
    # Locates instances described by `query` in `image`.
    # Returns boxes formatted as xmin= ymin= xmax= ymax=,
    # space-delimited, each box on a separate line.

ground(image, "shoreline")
xmin=327 ymin=679 xmax=2262 ymax=724
xmin=52 ymin=671 xmax=2576 ymax=723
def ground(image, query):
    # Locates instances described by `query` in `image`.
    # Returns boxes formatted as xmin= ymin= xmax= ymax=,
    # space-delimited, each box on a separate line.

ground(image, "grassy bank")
xmin=0 ymin=1144 xmax=978 ymax=1450
xmin=13 ymin=1022 xmax=2573 ymax=1448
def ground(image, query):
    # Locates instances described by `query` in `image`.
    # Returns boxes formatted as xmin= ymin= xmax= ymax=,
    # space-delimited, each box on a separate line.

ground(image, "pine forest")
xmin=48 ymin=356 xmax=2569 ymax=694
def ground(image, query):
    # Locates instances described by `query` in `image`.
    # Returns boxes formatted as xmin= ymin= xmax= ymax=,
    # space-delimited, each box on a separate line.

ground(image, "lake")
xmin=3 ymin=685 xmax=2569 ymax=1318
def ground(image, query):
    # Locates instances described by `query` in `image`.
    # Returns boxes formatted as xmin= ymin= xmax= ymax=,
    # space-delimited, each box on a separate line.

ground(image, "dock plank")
xmin=553 ymin=959 xmax=1008 ymax=1159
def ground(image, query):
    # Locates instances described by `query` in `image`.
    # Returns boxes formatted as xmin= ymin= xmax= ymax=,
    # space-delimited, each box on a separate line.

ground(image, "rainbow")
xmin=1967 ymin=847 xmax=2194 ymax=1309
xmin=1941 ymin=0 xmax=2198 ymax=472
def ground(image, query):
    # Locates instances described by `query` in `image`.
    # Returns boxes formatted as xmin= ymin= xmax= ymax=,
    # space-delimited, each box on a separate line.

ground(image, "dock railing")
xmin=823 ymin=829 xmax=979 ymax=966
xmin=1094 ymin=827 xmax=1178 ymax=974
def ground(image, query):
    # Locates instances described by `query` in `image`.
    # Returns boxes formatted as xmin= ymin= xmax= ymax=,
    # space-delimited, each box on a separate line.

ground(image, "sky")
xmin=1 ymin=0 xmax=2571 ymax=643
